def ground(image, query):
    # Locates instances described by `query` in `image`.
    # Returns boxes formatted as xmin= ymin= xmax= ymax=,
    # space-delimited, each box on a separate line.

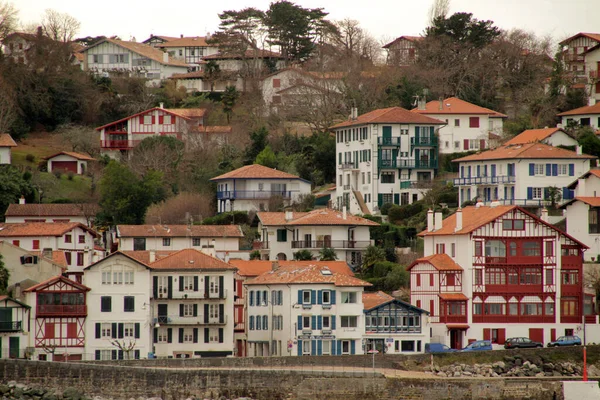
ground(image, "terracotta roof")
xmin=95 ymin=107 xmax=205 ymax=130
xmin=0 ymin=295 xmax=30 ymax=308
xmin=143 ymin=35 xmax=180 ymax=43
xmin=329 ymin=107 xmax=445 ymax=129
xmin=452 ymin=142 xmax=595 ymax=162
xmin=439 ymin=293 xmax=469 ymax=301
xmin=257 ymin=209 xmax=379 ymax=227
xmin=84 ymin=38 xmax=190 ymax=67
xmin=382 ymin=36 xmax=423 ymax=49
xmin=24 ymin=275 xmax=90 ymax=292
xmin=50 ymin=251 xmax=68 ymax=267
xmin=567 ymin=169 xmax=600 ymax=189
xmin=44 ymin=151 xmax=94 ymax=161
xmin=567 ymin=197 xmax=600 ymax=207
xmin=412 ymin=97 xmax=507 ymax=118
xmin=157 ymin=36 xmax=210 ymax=48
xmin=170 ymin=71 xmax=205 ymax=79
xmin=117 ymin=224 xmax=243 ymax=238
xmin=363 ymin=291 xmax=394 ymax=309
xmin=210 ymin=164 xmax=302 ymax=181
xmin=279 ymin=261 xmax=354 ymax=276
xmin=245 ymin=264 xmax=370 ymax=287
xmin=504 ymin=128 xmax=571 ymax=145
xmin=557 ymin=102 xmax=600 ymax=116
xmin=203 ymin=49 xmax=283 ymax=60
xmin=407 ymin=254 xmax=463 ymax=271
xmin=559 ymin=32 xmax=600 ymax=46
xmin=229 ymin=260 xmax=355 ymax=278
xmin=229 ymin=260 xmax=273 ymax=277
xmin=0 ymin=222 xmax=98 ymax=237
xmin=4 ymin=32 xmax=37 ymax=42
xmin=418 ymin=205 xmax=516 ymax=236
xmin=5 ymin=203 xmax=97 ymax=217
xmin=120 ymin=250 xmax=177 ymax=264
xmin=0 ymin=134 xmax=17 ymax=147
xmin=149 ymin=249 xmax=236 ymax=270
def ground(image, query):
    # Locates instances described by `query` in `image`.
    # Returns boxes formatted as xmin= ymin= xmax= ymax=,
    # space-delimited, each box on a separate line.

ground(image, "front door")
xmin=9 ymin=337 xmax=19 ymax=359
xmin=157 ymin=304 xmax=168 ymax=324
xmin=450 ymin=329 xmax=463 ymax=349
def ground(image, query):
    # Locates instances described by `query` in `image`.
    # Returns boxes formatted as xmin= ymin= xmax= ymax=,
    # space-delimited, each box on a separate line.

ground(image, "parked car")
xmin=504 ymin=337 xmax=543 ymax=349
xmin=425 ymin=343 xmax=458 ymax=353
xmin=547 ymin=336 xmax=581 ymax=347
xmin=461 ymin=340 xmax=493 ymax=352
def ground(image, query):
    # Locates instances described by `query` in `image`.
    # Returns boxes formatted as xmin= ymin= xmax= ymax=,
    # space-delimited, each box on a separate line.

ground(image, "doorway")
xmin=450 ymin=329 xmax=463 ymax=349
xmin=157 ymin=304 xmax=168 ymax=323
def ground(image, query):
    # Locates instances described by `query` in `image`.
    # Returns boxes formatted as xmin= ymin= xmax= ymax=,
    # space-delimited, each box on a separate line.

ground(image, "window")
xmin=302 ymin=340 xmax=311 ymax=355
xmin=78 ymin=235 xmax=85 ymax=244
xmin=474 ymin=269 xmax=483 ymax=285
xmin=435 ymin=243 xmax=445 ymax=254
xmin=557 ymin=164 xmax=567 ymax=175
xmin=162 ymin=115 xmax=172 ymax=124
xmin=322 ymin=340 xmax=331 ymax=355
xmin=163 ymin=238 xmax=171 ymax=246
xmin=503 ymin=219 xmax=525 ymax=230
xmin=545 ymin=269 xmax=554 ymax=285
xmin=192 ymin=238 xmax=200 ymax=246
xmin=484 ymin=303 xmax=505 ymax=315
xmin=183 ymin=329 xmax=193 ymax=343
xmin=521 ymin=303 xmax=542 ymax=316
xmin=322 ymin=290 xmax=331 ymax=304
xmin=124 ymin=268 xmax=134 ymax=285
xmin=534 ymin=164 xmax=545 ymax=176
xmin=341 ymin=316 xmax=358 ymax=328
xmin=522 ymin=241 xmax=541 ymax=256
xmin=249 ymin=316 xmax=254 ymax=330
xmin=182 ymin=304 xmax=194 ymax=316
xmin=77 ymin=252 xmax=84 ymax=266
xmin=133 ymin=238 xmax=146 ymax=251
xmin=302 ymin=316 xmax=311 ymax=330
xmin=302 ymin=290 xmax=311 ymax=305
xmin=562 ymin=270 xmax=579 ymax=284
xmin=102 ymin=268 xmax=111 ymax=284
xmin=485 ymin=268 xmax=505 ymax=285
xmin=473 ymin=303 xmax=482 ymax=315
xmin=32 ymin=240 xmax=40 ymax=250
xmin=65 ymin=234 xmax=72 ymax=243
xmin=124 ymin=296 xmax=135 ymax=312
xmin=474 ymin=241 xmax=483 ymax=257
xmin=101 ymin=296 xmax=112 ymax=312
xmin=381 ymin=194 xmax=393 ymax=205
xmin=454 ymin=141 xmax=460 ymax=149
xmin=157 ymin=330 xmax=168 ymax=343
xmin=451 ymin=243 xmax=456 ymax=257
xmin=531 ymin=187 xmax=542 ymax=199
xmin=381 ymin=172 xmax=395 ymax=183
xmin=545 ymin=241 xmax=554 ymax=256
xmin=341 ymin=292 xmax=357 ymax=304
xmin=322 ymin=315 xmax=331 ymax=330
xmin=143 ymin=115 xmax=153 ymax=124
xmin=273 ymin=78 xmax=280 ymax=88
xmin=341 ymin=340 xmax=351 ymax=354
xmin=589 ymin=208 xmax=600 ymax=233
xmin=101 ymin=323 xmax=112 ymax=338
xmin=469 ymin=117 xmax=480 ymax=128
xmin=124 ymin=323 xmax=134 ymax=338
xmin=276 ymin=229 xmax=287 ymax=242
xmin=454 ymin=119 xmax=460 ymax=127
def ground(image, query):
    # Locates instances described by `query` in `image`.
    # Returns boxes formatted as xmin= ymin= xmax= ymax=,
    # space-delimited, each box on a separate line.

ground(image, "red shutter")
xmin=139 ymin=116 xmax=144 ymax=124
xmin=480 ymin=139 xmax=486 ymax=149
xmin=416 ymin=274 xmax=421 ymax=286
xmin=550 ymin=328 xmax=556 ymax=342
xmin=483 ymin=328 xmax=491 ymax=340
xmin=529 ymin=328 xmax=544 ymax=343
xmin=429 ymin=274 xmax=434 ymax=286
xmin=430 ymin=299 xmax=435 ymax=316
xmin=497 ymin=328 xmax=506 ymax=344
xmin=469 ymin=117 xmax=480 ymax=128
xmin=45 ymin=323 xmax=55 ymax=339
xmin=158 ymin=116 xmax=164 ymax=124
xmin=67 ymin=322 xmax=77 ymax=338
xmin=596 ymin=82 xmax=600 ymax=94
xmin=65 ymin=252 xmax=72 ymax=264
xmin=12 ymin=240 xmax=20 ymax=247
xmin=32 ymin=240 xmax=40 ymax=250
xmin=463 ymin=139 xmax=469 ymax=150
xmin=151 ymin=116 xmax=155 ymax=124
xmin=273 ymin=79 xmax=280 ymax=88
xmin=416 ymin=300 xmax=421 ymax=308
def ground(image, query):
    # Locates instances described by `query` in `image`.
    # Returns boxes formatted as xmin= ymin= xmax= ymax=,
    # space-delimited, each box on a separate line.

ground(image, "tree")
xmin=428 ymin=0 xmax=450 ymax=26
xmin=244 ymin=126 xmax=269 ymax=164
xmin=545 ymin=186 xmax=562 ymax=209
xmin=255 ymin=145 xmax=277 ymax=168
xmin=110 ymin=339 xmax=136 ymax=360
xmin=221 ymin=85 xmax=239 ymax=123
xmin=204 ymin=61 xmax=222 ymax=92
xmin=293 ymin=249 xmax=313 ymax=260
xmin=59 ymin=124 xmax=100 ymax=157
xmin=0 ymin=254 xmax=9 ymax=294
xmin=41 ymin=9 xmax=81 ymax=42
xmin=361 ymin=245 xmax=386 ymax=272
xmin=0 ymin=166 xmax=34 ymax=217
xmin=0 ymin=1 xmax=18 ymax=42
xmin=250 ymin=250 xmax=261 ymax=260
xmin=128 ymin=136 xmax=185 ymax=193
xmin=145 ymin=192 xmax=215 ymax=224
xmin=319 ymin=247 xmax=337 ymax=261
xmin=210 ymin=8 xmax=266 ymax=54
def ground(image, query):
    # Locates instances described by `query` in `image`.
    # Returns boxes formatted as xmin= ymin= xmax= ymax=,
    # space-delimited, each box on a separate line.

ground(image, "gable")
xmin=364 ymin=299 xmax=428 ymax=315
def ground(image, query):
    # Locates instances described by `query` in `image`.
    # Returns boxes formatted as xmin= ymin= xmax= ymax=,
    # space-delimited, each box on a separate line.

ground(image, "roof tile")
xmin=362 ymin=291 xmax=394 ymax=309
xmin=44 ymin=151 xmax=94 ymax=161
xmin=258 ymin=209 xmax=379 ymax=227
xmin=504 ymin=128 xmax=569 ymax=145
xmin=0 ymin=134 xmax=17 ymax=147
xmin=412 ymin=97 xmax=507 ymax=117
xmin=211 ymin=164 xmax=302 ymax=181
xmin=557 ymin=102 xmax=600 ymax=116
xmin=0 ymin=222 xmax=98 ymax=237
xmin=245 ymin=264 xmax=370 ymax=287
xmin=157 ymin=36 xmax=210 ymax=48
xmin=117 ymin=224 xmax=243 ymax=238
xmin=5 ymin=203 xmax=97 ymax=217
xmin=330 ymin=107 xmax=445 ymax=129
xmin=149 ymin=248 xmax=236 ymax=270
xmin=407 ymin=253 xmax=463 ymax=271
xmin=439 ymin=293 xmax=469 ymax=301
xmin=453 ymin=142 xmax=595 ymax=162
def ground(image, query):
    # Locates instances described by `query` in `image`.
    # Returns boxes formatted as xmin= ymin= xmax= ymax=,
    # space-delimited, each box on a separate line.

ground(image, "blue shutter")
xmin=337 ymin=340 xmax=342 ymax=355
xmin=351 ymin=341 xmax=356 ymax=355
xmin=298 ymin=315 xmax=302 ymax=330
xmin=317 ymin=290 xmax=322 ymax=305
xmin=491 ymin=164 xmax=496 ymax=177
xmin=527 ymin=187 xmax=533 ymax=200
xmin=298 ymin=290 xmax=303 ymax=305
xmin=331 ymin=340 xmax=336 ymax=355
xmin=552 ymin=164 xmax=558 ymax=176
xmin=312 ymin=315 xmax=317 ymax=330
xmin=317 ymin=316 xmax=322 ymax=329
xmin=331 ymin=315 xmax=336 ymax=330
xmin=331 ymin=291 xmax=336 ymax=304
xmin=544 ymin=187 xmax=549 ymax=199
xmin=569 ymin=164 xmax=575 ymax=176
xmin=477 ymin=165 xmax=480 ymax=177
xmin=317 ymin=340 xmax=323 ymax=356
xmin=311 ymin=290 xmax=316 ymax=305
xmin=529 ymin=163 xmax=535 ymax=176
xmin=546 ymin=164 xmax=551 ymax=176
xmin=311 ymin=340 xmax=317 ymax=356
xmin=297 ymin=340 xmax=302 ymax=356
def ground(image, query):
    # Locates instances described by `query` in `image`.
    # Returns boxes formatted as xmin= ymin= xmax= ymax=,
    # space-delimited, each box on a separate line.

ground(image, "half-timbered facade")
xmin=0 ymin=296 xmax=30 ymax=359
xmin=559 ymin=33 xmax=600 ymax=83
xmin=24 ymin=276 xmax=89 ymax=361
xmin=412 ymin=205 xmax=589 ymax=349
xmin=382 ymin=36 xmax=422 ymax=66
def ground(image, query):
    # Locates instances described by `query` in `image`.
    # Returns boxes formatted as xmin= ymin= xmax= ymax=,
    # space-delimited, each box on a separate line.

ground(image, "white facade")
xmin=584 ymin=47 xmax=600 ymax=106
xmin=84 ymin=253 xmax=152 ymax=360
xmin=563 ymin=171 xmax=600 ymax=260
xmin=0 ymin=242 xmax=65 ymax=287
xmin=0 ymin=297 xmax=31 ymax=359
xmin=560 ymin=112 xmax=600 ymax=131
xmin=0 ymin=147 xmax=11 ymax=164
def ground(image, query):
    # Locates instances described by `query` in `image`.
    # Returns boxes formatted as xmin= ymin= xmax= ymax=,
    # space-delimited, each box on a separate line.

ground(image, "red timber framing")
xmin=34 ymin=317 xmax=85 ymax=347
xmin=439 ymin=294 xmax=468 ymax=324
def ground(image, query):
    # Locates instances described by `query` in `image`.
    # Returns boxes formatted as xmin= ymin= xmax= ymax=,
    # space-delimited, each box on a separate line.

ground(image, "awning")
xmin=446 ymin=324 xmax=470 ymax=330
xmin=439 ymin=293 xmax=468 ymax=301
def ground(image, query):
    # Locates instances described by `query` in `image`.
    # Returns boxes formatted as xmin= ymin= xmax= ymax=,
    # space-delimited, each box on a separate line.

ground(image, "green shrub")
xmin=201 ymin=211 xmax=250 ymax=225
xmin=67 ymin=171 xmax=75 ymax=180
xmin=52 ymin=169 xmax=63 ymax=179
xmin=250 ymin=250 xmax=261 ymax=260
xmin=25 ymin=154 xmax=35 ymax=163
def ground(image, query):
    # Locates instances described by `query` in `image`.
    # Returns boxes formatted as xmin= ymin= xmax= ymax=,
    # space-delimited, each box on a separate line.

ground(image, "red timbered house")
xmin=411 ymin=205 xmax=589 ymax=349
xmin=24 ymin=275 xmax=89 ymax=361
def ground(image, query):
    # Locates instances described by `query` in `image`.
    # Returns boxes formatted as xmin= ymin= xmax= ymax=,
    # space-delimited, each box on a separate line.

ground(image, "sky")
xmin=15 ymin=0 xmax=600 ymax=46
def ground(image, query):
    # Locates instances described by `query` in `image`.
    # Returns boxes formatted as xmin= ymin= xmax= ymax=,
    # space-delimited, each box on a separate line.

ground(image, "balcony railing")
xmin=377 ymin=137 xmax=401 ymax=146
xmin=399 ymin=180 xmax=434 ymax=189
xmin=36 ymin=304 xmax=87 ymax=316
xmin=378 ymin=159 xmax=438 ymax=169
xmin=0 ymin=321 xmax=22 ymax=332
xmin=101 ymin=140 xmax=143 ymax=149
xmin=153 ymin=315 xmax=227 ymax=325
xmin=216 ymin=190 xmax=296 ymax=200
xmin=439 ymin=315 xmax=468 ymax=323
xmin=340 ymin=162 xmax=359 ymax=170
xmin=152 ymin=289 xmax=227 ymax=300
xmin=484 ymin=198 xmax=551 ymax=207
xmin=453 ymin=175 xmax=516 ymax=186
xmin=291 ymin=240 xmax=371 ymax=249
xmin=410 ymin=136 xmax=438 ymax=147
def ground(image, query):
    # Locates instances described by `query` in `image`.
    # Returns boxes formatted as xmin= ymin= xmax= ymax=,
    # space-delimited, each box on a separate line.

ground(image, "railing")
xmin=377 ymin=137 xmax=401 ymax=146
xmin=453 ymin=175 xmax=516 ymax=186
xmin=101 ymin=140 xmax=143 ymax=149
xmin=152 ymin=290 xmax=228 ymax=300
xmin=36 ymin=305 xmax=87 ymax=316
xmin=291 ymin=240 xmax=371 ymax=249
xmin=216 ymin=190 xmax=296 ymax=200
xmin=399 ymin=180 xmax=435 ymax=189
xmin=484 ymin=199 xmax=551 ymax=207
xmin=473 ymin=315 xmax=555 ymax=323
xmin=253 ymin=241 xmax=269 ymax=250
xmin=340 ymin=162 xmax=359 ymax=170
xmin=153 ymin=315 xmax=227 ymax=325
xmin=381 ymin=159 xmax=437 ymax=169
xmin=410 ymin=136 xmax=438 ymax=146
xmin=439 ymin=315 xmax=468 ymax=323
xmin=0 ymin=321 xmax=22 ymax=332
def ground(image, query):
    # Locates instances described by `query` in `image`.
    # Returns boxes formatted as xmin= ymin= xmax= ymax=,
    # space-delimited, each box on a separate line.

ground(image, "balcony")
xmin=453 ymin=175 xmax=516 ymax=186
xmin=484 ymin=198 xmax=551 ymax=207
xmin=0 ymin=321 xmax=22 ymax=332
xmin=378 ymin=158 xmax=437 ymax=169
xmin=291 ymin=240 xmax=371 ymax=249
xmin=410 ymin=136 xmax=438 ymax=147
xmin=152 ymin=289 xmax=227 ymax=300
xmin=36 ymin=304 xmax=87 ymax=317
xmin=101 ymin=139 xmax=142 ymax=149
xmin=342 ymin=184 xmax=352 ymax=191
xmin=216 ymin=190 xmax=296 ymax=200
xmin=153 ymin=315 xmax=227 ymax=325
xmin=399 ymin=180 xmax=434 ymax=190
xmin=340 ymin=162 xmax=359 ymax=170
xmin=377 ymin=137 xmax=401 ymax=146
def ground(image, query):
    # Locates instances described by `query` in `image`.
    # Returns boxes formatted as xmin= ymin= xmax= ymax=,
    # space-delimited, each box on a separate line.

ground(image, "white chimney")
xmin=455 ymin=208 xmax=463 ymax=232
xmin=541 ymin=208 xmax=549 ymax=223
xmin=163 ymin=52 xmax=169 ymax=63
xmin=350 ymin=107 xmax=358 ymax=120
xmin=438 ymin=97 xmax=444 ymax=111
xmin=418 ymin=98 xmax=426 ymax=110
xmin=475 ymin=198 xmax=484 ymax=208
xmin=434 ymin=211 xmax=443 ymax=231
xmin=271 ymin=261 xmax=279 ymax=271
xmin=589 ymin=98 xmax=596 ymax=106
xmin=285 ymin=210 xmax=293 ymax=221
xmin=427 ymin=209 xmax=434 ymax=232
xmin=14 ymin=283 xmax=21 ymax=300
xmin=342 ymin=206 xmax=347 ymax=220
xmin=577 ymin=145 xmax=583 ymax=155
xmin=19 ymin=196 xmax=25 ymax=205
xmin=159 ymin=102 xmax=164 ymax=109
xmin=224 ymin=252 xmax=230 ymax=263
xmin=149 ymin=250 xmax=156 ymax=263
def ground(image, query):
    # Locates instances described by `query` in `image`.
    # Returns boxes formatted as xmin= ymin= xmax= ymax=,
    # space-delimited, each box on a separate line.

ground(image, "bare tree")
xmin=145 ymin=192 xmax=215 ymax=224
xmin=110 ymin=339 xmax=136 ymax=360
xmin=59 ymin=124 xmax=100 ymax=157
xmin=0 ymin=77 xmax=16 ymax=133
xmin=0 ymin=1 xmax=18 ymax=42
xmin=428 ymin=0 xmax=450 ymax=26
xmin=41 ymin=9 xmax=81 ymax=42
xmin=585 ymin=265 xmax=600 ymax=313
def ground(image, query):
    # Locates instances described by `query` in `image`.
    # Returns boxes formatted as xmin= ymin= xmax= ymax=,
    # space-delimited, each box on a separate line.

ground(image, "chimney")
xmin=418 ymin=98 xmax=426 ymax=110
xmin=159 ymin=102 xmax=164 ymax=109
xmin=438 ymin=97 xmax=444 ymax=111
xmin=576 ymin=145 xmax=583 ymax=155
xmin=271 ymin=261 xmax=279 ymax=271
xmin=14 ymin=283 xmax=21 ymax=300
xmin=149 ymin=250 xmax=156 ymax=263
xmin=350 ymin=107 xmax=358 ymax=121
xmin=19 ymin=196 xmax=25 ymax=205
xmin=434 ymin=211 xmax=443 ymax=231
xmin=541 ymin=208 xmax=549 ymax=223
xmin=224 ymin=252 xmax=230 ymax=263
xmin=342 ymin=206 xmax=347 ymax=220
xmin=475 ymin=198 xmax=484 ymax=208
xmin=285 ymin=210 xmax=293 ymax=221
xmin=454 ymin=208 xmax=463 ymax=232
xmin=590 ymin=98 xmax=596 ymax=107
xmin=427 ymin=209 xmax=434 ymax=232
xmin=163 ymin=52 xmax=169 ymax=63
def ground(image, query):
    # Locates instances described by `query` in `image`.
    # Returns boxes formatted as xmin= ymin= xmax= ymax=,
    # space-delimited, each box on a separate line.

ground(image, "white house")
xmin=4 ymin=201 xmax=98 ymax=226
xmin=411 ymin=97 xmax=507 ymax=154
xmin=245 ymin=264 xmax=370 ymax=357
xmin=583 ymin=45 xmax=600 ymax=106
xmin=0 ymin=222 xmax=99 ymax=272
xmin=411 ymin=205 xmax=592 ymax=349
xmin=156 ymin=36 xmax=219 ymax=67
xmin=81 ymin=38 xmax=190 ymax=84
xmin=256 ymin=209 xmax=378 ymax=269
xmin=362 ymin=291 xmax=430 ymax=354
xmin=504 ymin=127 xmax=579 ymax=147
xmin=557 ymin=102 xmax=600 ymax=131
xmin=210 ymin=164 xmax=312 ymax=213
xmin=453 ymin=142 xmax=594 ymax=207
xmin=0 ymin=295 xmax=31 ymax=359
xmin=44 ymin=151 xmax=94 ymax=175
xmin=382 ymin=36 xmax=422 ymax=66
xmin=331 ymin=107 xmax=446 ymax=214
xmin=559 ymin=33 xmax=600 ymax=86
xmin=169 ymin=70 xmax=238 ymax=93
xmin=83 ymin=252 xmax=152 ymax=360
xmin=142 ymin=35 xmax=179 ymax=48
xmin=0 ymin=241 xmax=66 ymax=288
xmin=0 ymin=134 xmax=17 ymax=164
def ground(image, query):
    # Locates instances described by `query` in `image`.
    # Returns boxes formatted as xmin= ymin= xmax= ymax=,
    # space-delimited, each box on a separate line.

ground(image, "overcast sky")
xmin=16 ymin=0 xmax=600 ymax=46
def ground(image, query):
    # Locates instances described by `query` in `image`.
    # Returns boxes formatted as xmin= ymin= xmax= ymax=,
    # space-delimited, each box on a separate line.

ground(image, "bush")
xmin=25 ymin=154 xmax=36 ymax=163
xmin=52 ymin=169 xmax=64 ymax=179
xmin=380 ymin=202 xmax=393 ymax=215
xmin=67 ymin=171 xmax=75 ymax=180
xmin=250 ymin=250 xmax=261 ymax=260
xmin=22 ymin=171 xmax=32 ymax=181
xmin=201 ymin=211 xmax=250 ymax=225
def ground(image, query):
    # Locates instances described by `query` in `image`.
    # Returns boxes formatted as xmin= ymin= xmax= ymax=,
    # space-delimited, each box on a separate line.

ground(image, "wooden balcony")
xmin=36 ymin=305 xmax=87 ymax=317
xmin=439 ymin=315 xmax=468 ymax=323
xmin=0 ymin=321 xmax=22 ymax=332
xmin=216 ymin=190 xmax=296 ymax=200
xmin=472 ymin=315 xmax=554 ymax=323
xmin=291 ymin=240 xmax=371 ymax=249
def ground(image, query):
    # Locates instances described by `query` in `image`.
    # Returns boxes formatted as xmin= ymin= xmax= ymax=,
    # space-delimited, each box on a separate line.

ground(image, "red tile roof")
xmin=245 ymin=264 xmax=370 ymax=287
xmin=5 ymin=203 xmax=97 ymax=217
xmin=229 ymin=260 xmax=355 ymax=277
xmin=117 ymin=224 xmax=243 ymax=238
xmin=557 ymin=102 xmax=600 ymax=116
xmin=228 ymin=260 xmax=273 ymax=277
xmin=24 ymin=275 xmax=90 ymax=292
xmin=0 ymin=134 xmax=17 ymax=147
xmin=44 ymin=151 xmax=94 ymax=161
xmin=95 ymin=107 xmax=206 ymax=130
xmin=363 ymin=291 xmax=394 ymax=309
xmin=407 ymin=254 xmax=463 ymax=271
xmin=568 ymin=197 xmax=600 ymax=207
xmin=157 ymin=36 xmax=210 ymax=48
xmin=279 ymin=261 xmax=354 ymax=276
xmin=210 ymin=164 xmax=302 ymax=181
xmin=559 ymin=33 xmax=600 ymax=46
xmin=120 ymin=250 xmax=177 ymax=264
xmin=0 ymin=222 xmax=98 ymax=237
xmin=504 ymin=128 xmax=571 ymax=145
xmin=382 ymin=36 xmax=423 ymax=49
xmin=148 ymin=249 xmax=236 ymax=270
xmin=412 ymin=97 xmax=507 ymax=118
xmin=452 ymin=142 xmax=595 ymax=162
xmin=330 ymin=107 xmax=445 ymax=129
xmin=439 ymin=293 xmax=469 ymax=301
xmin=257 ymin=209 xmax=379 ymax=227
